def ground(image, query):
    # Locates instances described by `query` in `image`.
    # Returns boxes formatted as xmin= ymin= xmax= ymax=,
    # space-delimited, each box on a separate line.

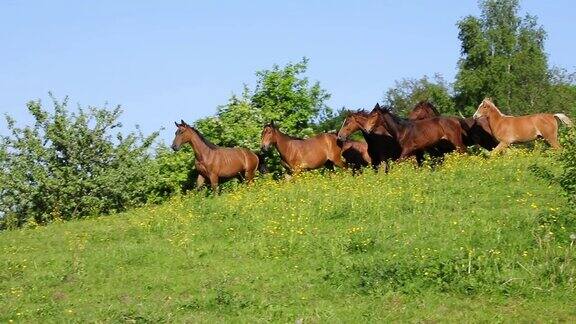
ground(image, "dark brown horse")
xmin=172 ymin=120 xmax=259 ymax=191
xmin=261 ymin=123 xmax=345 ymax=174
xmin=337 ymin=110 xmax=402 ymax=171
xmin=409 ymin=101 xmax=497 ymax=150
xmin=365 ymin=104 xmax=467 ymax=160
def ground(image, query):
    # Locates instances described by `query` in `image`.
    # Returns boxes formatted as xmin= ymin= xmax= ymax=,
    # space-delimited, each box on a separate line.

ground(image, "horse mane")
xmin=483 ymin=98 xmax=504 ymax=116
xmin=375 ymin=106 xmax=408 ymax=125
xmin=348 ymin=109 xmax=370 ymax=117
xmin=413 ymin=101 xmax=440 ymax=116
xmin=187 ymin=125 xmax=219 ymax=149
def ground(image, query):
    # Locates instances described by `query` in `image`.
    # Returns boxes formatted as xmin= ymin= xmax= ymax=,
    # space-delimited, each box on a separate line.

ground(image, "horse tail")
xmin=256 ymin=152 xmax=268 ymax=174
xmin=554 ymin=113 xmax=573 ymax=127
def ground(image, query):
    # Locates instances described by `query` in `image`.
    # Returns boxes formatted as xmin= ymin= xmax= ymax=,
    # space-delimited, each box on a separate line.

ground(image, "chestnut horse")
xmin=172 ymin=120 xmax=259 ymax=191
xmin=365 ymin=104 xmax=467 ymax=160
xmin=409 ymin=101 xmax=498 ymax=150
xmin=473 ymin=98 xmax=573 ymax=154
xmin=261 ymin=123 xmax=345 ymax=174
xmin=337 ymin=110 xmax=401 ymax=171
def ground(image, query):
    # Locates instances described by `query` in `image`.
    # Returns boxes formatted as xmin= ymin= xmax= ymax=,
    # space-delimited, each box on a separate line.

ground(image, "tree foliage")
xmin=384 ymin=74 xmax=457 ymax=116
xmin=454 ymin=0 xmax=550 ymax=114
xmin=0 ymin=96 xmax=159 ymax=229
xmin=195 ymin=58 xmax=331 ymax=151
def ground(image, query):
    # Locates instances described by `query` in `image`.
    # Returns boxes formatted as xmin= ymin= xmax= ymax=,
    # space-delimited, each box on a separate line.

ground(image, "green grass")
xmin=1 ymin=149 xmax=575 ymax=322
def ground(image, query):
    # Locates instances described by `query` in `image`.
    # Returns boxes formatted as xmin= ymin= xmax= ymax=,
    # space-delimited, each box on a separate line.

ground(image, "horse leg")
xmin=330 ymin=153 xmax=346 ymax=169
xmin=208 ymin=174 xmax=219 ymax=194
xmin=491 ymin=142 xmax=509 ymax=156
xmin=245 ymin=168 xmax=256 ymax=184
xmin=196 ymin=174 xmax=206 ymax=190
xmin=543 ymin=129 xmax=561 ymax=149
xmin=415 ymin=151 xmax=425 ymax=167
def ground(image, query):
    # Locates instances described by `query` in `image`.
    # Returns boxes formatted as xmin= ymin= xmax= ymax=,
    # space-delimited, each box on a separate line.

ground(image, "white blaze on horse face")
xmin=473 ymin=102 xmax=484 ymax=119
xmin=339 ymin=118 xmax=348 ymax=137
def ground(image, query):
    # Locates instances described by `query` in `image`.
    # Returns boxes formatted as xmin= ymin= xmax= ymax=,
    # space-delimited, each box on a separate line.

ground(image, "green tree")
xmin=454 ymin=0 xmax=549 ymax=114
xmin=384 ymin=74 xmax=457 ymax=116
xmin=196 ymin=58 xmax=331 ymax=149
xmin=0 ymin=95 xmax=159 ymax=229
xmin=251 ymin=57 xmax=331 ymax=137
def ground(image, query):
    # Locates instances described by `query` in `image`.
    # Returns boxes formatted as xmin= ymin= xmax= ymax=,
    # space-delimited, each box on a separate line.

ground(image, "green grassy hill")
xmin=1 ymin=150 xmax=575 ymax=322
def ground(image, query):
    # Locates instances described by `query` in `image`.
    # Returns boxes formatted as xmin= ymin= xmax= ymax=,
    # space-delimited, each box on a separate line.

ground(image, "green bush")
xmin=558 ymin=128 xmax=576 ymax=206
xmin=0 ymin=95 xmax=160 ymax=229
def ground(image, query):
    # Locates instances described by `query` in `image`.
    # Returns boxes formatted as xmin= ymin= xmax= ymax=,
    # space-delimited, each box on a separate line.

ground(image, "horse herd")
xmin=171 ymin=98 xmax=572 ymax=191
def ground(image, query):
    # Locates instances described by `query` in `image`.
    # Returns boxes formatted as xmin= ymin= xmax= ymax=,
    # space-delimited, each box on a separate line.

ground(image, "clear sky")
xmin=1 ymin=1 xmax=574 ymax=144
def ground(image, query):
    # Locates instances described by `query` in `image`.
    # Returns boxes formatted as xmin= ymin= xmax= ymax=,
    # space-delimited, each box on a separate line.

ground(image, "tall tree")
xmin=454 ymin=0 xmax=549 ymax=114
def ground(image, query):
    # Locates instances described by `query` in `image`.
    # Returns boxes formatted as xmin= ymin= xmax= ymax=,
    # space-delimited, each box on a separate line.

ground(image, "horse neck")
xmin=380 ymin=112 xmax=404 ymax=139
xmin=486 ymin=104 xmax=505 ymax=126
xmin=185 ymin=129 xmax=214 ymax=160
xmin=272 ymin=129 xmax=293 ymax=157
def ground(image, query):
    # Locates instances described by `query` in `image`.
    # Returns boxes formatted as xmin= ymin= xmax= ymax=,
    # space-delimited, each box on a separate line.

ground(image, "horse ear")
xmin=174 ymin=121 xmax=179 ymax=127
xmin=180 ymin=119 xmax=189 ymax=126
xmin=374 ymin=103 xmax=381 ymax=109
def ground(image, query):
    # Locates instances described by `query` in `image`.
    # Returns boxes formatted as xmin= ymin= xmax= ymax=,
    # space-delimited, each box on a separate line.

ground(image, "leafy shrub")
xmin=558 ymin=128 xmax=576 ymax=206
xmin=0 ymin=95 xmax=159 ymax=229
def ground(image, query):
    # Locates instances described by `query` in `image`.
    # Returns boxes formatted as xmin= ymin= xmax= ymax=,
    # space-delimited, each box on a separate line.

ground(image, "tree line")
xmin=1 ymin=0 xmax=575 ymax=229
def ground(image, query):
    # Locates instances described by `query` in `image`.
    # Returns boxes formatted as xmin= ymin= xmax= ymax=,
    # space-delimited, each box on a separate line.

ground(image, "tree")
xmin=384 ymin=74 xmax=457 ymax=116
xmin=0 ymin=95 xmax=159 ymax=229
xmin=454 ymin=0 xmax=549 ymax=114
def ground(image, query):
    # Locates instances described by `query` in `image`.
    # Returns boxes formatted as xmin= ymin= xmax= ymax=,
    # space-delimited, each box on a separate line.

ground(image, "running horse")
xmin=365 ymin=104 xmax=467 ymax=161
xmin=260 ymin=123 xmax=345 ymax=174
xmin=171 ymin=120 xmax=260 ymax=191
xmin=409 ymin=101 xmax=498 ymax=150
xmin=473 ymin=98 xmax=573 ymax=154
xmin=337 ymin=109 xmax=401 ymax=171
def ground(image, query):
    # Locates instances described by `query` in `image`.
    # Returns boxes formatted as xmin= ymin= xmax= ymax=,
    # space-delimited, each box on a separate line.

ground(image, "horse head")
xmin=260 ymin=122 xmax=277 ymax=151
xmin=171 ymin=119 xmax=191 ymax=151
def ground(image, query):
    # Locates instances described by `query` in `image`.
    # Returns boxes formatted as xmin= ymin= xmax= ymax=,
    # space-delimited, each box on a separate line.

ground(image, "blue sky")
xmin=1 ymin=1 xmax=574 ymax=144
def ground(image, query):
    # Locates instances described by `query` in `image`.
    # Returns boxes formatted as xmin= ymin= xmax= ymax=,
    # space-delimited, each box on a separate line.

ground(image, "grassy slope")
xmin=1 ymin=150 xmax=575 ymax=322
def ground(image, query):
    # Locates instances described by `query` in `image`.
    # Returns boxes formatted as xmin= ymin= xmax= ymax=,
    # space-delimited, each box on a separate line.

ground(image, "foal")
xmin=261 ymin=123 xmax=345 ymax=174
xmin=172 ymin=120 xmax=259 ymax=191
xmin=473 ymin=98 xmax=573 ymax=154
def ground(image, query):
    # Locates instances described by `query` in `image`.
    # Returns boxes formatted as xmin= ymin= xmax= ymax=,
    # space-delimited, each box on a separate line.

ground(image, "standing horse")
xmin=337 ymin=110 xmax=401 ymax=171
xmin=260 ymin=123 xmax=345 ymax=174
xmin=408 ymin=100 xmax=497 ymax=150
xmin=365 ymin=104 xmax=467 ymax=161
xmin=171 ymin=120 xmax=260 ymax=191
xmin=473 ymin=98 xmax=573 ymax=154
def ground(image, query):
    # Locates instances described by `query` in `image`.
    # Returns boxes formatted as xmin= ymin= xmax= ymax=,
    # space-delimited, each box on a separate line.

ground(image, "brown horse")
xmin=261 ymin=123 xmax=345 ymax=174
xmin=473 ymin=98 xmax=573 ymax=154
xmin=365 ymin=104 xmax=467 ymax=160
xmin=172 ymin=120 xmax=259 ymax=191
xmin=337 ymin=110 xmax=401 ymax=170
xmin=408 ymin=101 xmax=441 ymax=120
xmin=340 ymin=140 xmax=372 ymax=171
xmin=408 ymin=100 xmax=498 ymax=150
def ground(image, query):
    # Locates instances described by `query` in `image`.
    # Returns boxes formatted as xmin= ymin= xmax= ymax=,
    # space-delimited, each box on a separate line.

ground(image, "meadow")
xmin=1 ymin=149 xmax=575 ymax=322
